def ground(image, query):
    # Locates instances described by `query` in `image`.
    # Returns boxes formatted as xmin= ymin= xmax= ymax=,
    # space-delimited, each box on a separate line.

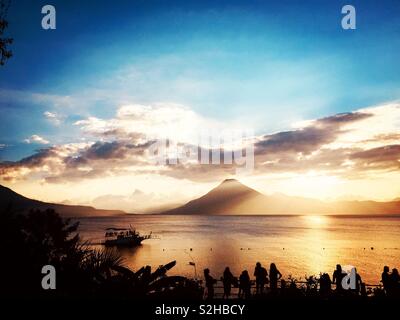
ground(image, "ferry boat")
xmin=102 ymin=227 xmax=152 ymax=247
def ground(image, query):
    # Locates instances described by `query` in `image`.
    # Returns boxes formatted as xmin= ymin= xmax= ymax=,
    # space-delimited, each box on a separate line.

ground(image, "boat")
xmin=102 ymin=227 xmax=152 ymax=247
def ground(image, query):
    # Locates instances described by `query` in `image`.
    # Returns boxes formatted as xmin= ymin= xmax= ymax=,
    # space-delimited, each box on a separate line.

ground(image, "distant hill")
xmin=161 ymin=179 xmax=400 ymax=215
xmin=0 ymin=184 xmax=125 ymax=217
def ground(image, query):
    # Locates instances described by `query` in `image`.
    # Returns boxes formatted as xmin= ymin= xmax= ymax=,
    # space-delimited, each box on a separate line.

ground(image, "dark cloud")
xmin=0 ymin=147 xmax=59 ymax=181
xmin=255 ymin=111 xmax=373 ymax=156
xmin=64 ymin=140 xmax=153 ymax=168
xmin=0 ymin=140 xmax=154 ymax=182
xmin=0 ymin=148 xmax=55 ymax=171
xmin=83 ymin=141 xmax=126 ymax=160
xmin=362 ymin=133 xmax=400 ymax=143
xmin=317 ymin=112 xmax=372 ymax=125
xmin=255 ymin=126 xmax=332 ymax=155
xmin=350 ymin=145 xmax=400 ymax=171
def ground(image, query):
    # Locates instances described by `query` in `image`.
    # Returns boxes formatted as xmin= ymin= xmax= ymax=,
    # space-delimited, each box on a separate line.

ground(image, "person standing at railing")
xmin=239 ymin=270 xmax=251 ymax=299
xmin=269 ymin=263 xmax=282 ymax=293
xmin=254 ymin=262 xmax=268 ymax=294
xmin=319 ymin=273 xmax=332 ymax=297
xmin=381 ymin=266 xmax=391 ymax=296
xmin=221 ymin=267 xmax=235 ymax=299
xmin=332 ymin=264 xmax=344 ymax=293
xmin=390 ymin=268 xmax=400 ymax=297
xmin=203 ymin=268 xmax=217 ymax=300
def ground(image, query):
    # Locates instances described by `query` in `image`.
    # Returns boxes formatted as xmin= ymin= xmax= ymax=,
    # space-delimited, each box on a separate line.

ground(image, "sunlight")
xmin=303 ymin=215 xmax=328 ymax=226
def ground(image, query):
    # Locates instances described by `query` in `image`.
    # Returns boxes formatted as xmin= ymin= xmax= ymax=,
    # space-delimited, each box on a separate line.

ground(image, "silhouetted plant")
xmin=305 ymin=274 xmax=319 ymax=296
xmin=0 ymin=208 xmax=82 ymax=295
xmin=0 ymin=207 xmax=202 ymax=299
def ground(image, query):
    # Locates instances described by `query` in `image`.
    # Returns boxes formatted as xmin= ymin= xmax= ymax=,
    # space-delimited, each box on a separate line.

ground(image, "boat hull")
xmin=103 ymin=237 xmax=144 ymax=247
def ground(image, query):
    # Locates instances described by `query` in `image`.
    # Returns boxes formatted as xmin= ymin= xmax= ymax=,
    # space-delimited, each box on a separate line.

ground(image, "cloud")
xmin=255 ymin=112 xmax=372 ymax=156
xmin=350 ymin=145 xmax=400 ymax=171
xmin=0 ymin=147 xmax=56 ymax=181
xmin=250 ymin=104 xmax=400 ymax=178
xmin=79 ymin=141 xmax=128 ymax=160
xmin=44 ymin=111 xmax=62 ymax=125
xmin=0 ymin=143 xmax=90 ymax=182
xmin=24 ymin=135 xmax=50 ymax=145
xmin=74 ymin=103 xmax=234 ymax=145
xmin=0 ymin=89 xmax=79 ymax=110
xmin=1 ymin=102 xmax=400 ymax=184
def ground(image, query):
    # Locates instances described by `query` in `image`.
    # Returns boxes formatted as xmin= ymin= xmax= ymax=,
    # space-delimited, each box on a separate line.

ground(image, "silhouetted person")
xmin=319 ymin=273 xmax=332 ymax=297
xmin=390 ymin=268 xmax=400 ymax=297
xmin=269 ymin=263 xmax=282 ymax=293
xmin=239 ymin=270 xmax=251 ymax=299
xmin=221 ymin=267 xmax=235 ymax=299
xmin=254 ymin=262 xmax=268 ymax=294
xmin=204 ymin=268 xmax=216 ymax=300
xmin=381 ymin=266 xmax=391 ymax=295
xmin=332 ymin=264 xmax=344 ymax=292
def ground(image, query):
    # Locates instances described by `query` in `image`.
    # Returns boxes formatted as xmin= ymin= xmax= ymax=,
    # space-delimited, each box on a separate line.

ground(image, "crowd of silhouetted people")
xmin=202 ymin=263 xmax=400 ymax=300
xmin=203 ymin=262 xmax=283 ymax=299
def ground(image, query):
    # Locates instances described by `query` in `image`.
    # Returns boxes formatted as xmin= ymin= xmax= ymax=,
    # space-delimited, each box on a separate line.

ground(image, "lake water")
xmin=77 ymin=215 xmax=400 ymax=284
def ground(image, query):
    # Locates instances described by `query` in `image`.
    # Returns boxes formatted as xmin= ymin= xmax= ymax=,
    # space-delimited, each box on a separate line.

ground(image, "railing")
xmin=200 ymin=279 xmax=382 ymax=299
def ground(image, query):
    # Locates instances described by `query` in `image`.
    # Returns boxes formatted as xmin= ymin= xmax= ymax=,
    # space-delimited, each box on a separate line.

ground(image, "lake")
xmin=77 ymin=215 xmax=400 ymax=284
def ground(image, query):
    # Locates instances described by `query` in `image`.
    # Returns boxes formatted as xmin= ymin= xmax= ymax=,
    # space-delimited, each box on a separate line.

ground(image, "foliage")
xmin=0 ymin=207 xmax=202 ymax=299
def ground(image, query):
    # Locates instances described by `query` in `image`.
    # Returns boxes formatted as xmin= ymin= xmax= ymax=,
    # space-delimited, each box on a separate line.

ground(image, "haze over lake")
xmin=78 ymin=215 xmax=400 ymax=284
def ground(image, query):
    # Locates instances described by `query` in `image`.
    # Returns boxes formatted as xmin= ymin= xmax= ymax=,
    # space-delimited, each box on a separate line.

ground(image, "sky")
xmin=1 ymin=0 xmax=400 ymax=212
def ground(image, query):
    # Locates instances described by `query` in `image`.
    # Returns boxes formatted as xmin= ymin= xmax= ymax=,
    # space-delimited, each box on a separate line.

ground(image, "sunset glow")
xmin=1 ymin=1 xmax=400 ymax=213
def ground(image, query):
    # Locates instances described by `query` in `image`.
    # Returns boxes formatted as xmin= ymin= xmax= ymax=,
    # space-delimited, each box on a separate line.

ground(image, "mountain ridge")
xmin=0 ymin=184 xmax=125 ymax=217
xmin=2 ymin=180 xmax=400 ymax=216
